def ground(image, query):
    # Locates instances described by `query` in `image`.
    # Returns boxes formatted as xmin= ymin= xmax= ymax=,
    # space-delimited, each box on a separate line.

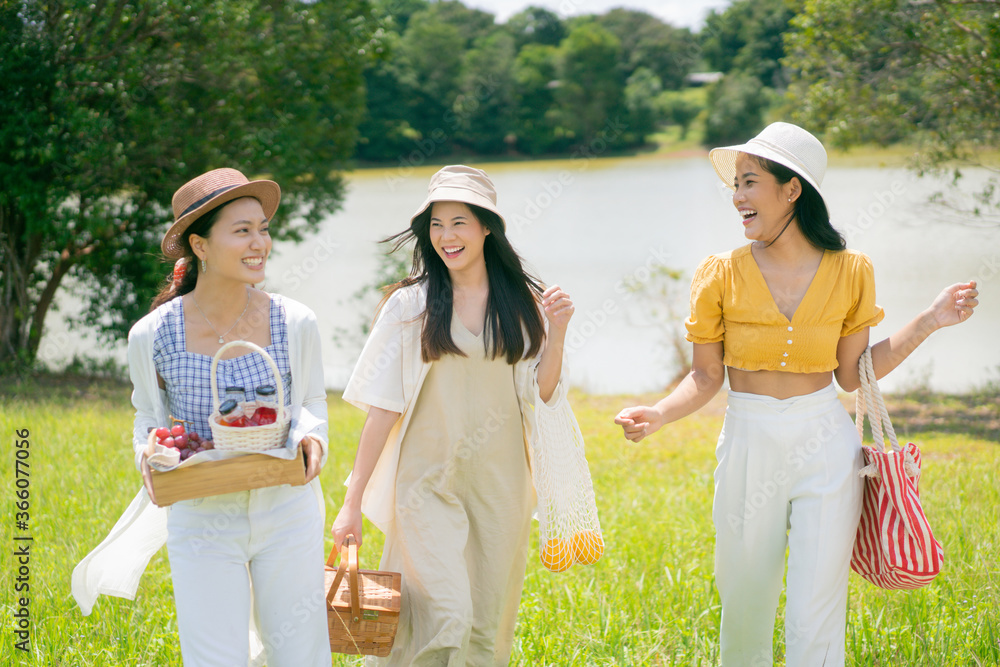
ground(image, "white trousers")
xmin=713 ymin=384 xmax=863 ymax=667
xmin=166 ymin=483 xmax=331 ymax=667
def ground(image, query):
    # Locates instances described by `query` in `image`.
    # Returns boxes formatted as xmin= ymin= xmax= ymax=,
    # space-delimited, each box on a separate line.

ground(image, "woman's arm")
xmin=834 ymin=280 xmax=979 ymax=392
xmin=536 ymin=284 xmax=574 ymax=404
xmin=127 ymin=321 xmax=166 ymax=471
xmin=290 ymin=305 xmax=330 ymax=467
xmin=615 ymin=341 xmax=725 ymax=442
xmin=330 ymin=406 xmax=401 ymax=550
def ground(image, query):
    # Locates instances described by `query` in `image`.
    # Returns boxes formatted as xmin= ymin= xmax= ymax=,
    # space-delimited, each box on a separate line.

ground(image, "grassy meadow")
xmin=1 ymin=375 xmax=997 ymax=665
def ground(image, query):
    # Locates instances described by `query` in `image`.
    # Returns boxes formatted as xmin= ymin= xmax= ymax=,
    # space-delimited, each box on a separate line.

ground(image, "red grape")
xmin=174 ymin=434 xmax=189 ymax=449
xmin=162 ymin=437 xmax=176 ymax=448
xmin=170 ymin=424 xmax=186 ymax=437
xmin=155 ymin=427 xmax=170 ymax=440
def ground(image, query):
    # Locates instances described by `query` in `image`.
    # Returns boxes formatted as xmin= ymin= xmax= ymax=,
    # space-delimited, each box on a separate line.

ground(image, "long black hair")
xmin=149 ymin=203 xmax=228 ymax=310
xmin=380 ymin=202 xmax=546 ymax=364
xmin=751 ymin=155 xmax=846 ymax=251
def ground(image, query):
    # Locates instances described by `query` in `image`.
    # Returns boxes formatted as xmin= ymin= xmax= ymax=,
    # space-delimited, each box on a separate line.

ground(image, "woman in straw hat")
xmin=72 ymin=168 xmax=331 ymax=666
xmin=333 ymin=165 xmax=578 ymax=665
xmin=615 ymin=122 xmax=979 ymax=666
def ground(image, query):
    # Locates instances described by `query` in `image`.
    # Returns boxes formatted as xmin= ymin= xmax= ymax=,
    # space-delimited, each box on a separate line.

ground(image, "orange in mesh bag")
xmin=530 ymin=397 xmax=603 ymax=572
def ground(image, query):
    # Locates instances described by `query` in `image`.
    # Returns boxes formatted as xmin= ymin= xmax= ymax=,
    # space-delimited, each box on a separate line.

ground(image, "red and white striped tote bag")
xmin=851 ymin=347 xmax=943 ymax=589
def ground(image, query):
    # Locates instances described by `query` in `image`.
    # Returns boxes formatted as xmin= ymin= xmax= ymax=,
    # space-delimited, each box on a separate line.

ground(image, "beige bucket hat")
xmin=162 ymin=168 xmax=281 ymax=259
xmin=709 ymin=122 xmax=827 ymax=198
xmin=410 ymin=165 xmax=506 ymax=230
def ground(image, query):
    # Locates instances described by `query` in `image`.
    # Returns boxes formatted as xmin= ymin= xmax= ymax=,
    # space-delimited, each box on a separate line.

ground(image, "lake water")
xmin=43 ymin=154 xmax=1000 ymax=395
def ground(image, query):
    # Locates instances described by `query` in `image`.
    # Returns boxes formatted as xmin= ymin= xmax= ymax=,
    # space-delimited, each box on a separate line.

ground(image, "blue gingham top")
xmin=153 ymin=295 xmax=293 ymax=441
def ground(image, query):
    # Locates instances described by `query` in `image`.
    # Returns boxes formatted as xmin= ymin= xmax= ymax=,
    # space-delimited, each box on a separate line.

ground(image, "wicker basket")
xmin=325 ymin=536 xmax=401 ymax=657
xmin=208 ymin=340 xmax=290 ymax=452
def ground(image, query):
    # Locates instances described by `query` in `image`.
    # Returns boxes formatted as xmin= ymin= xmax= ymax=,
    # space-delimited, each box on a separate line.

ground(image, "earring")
xmin=201 ymin=258 xmax=207 ymax=273
xmin=788 ymin=198 xmax=793 ymax=202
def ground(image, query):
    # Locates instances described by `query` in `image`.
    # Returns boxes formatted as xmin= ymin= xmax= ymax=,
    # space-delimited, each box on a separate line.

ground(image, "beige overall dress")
xmin=372 ymin=315 xmax=534 ymax=666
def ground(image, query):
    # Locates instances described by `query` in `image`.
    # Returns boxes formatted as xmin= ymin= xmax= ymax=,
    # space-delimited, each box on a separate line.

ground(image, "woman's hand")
xmin=614 ymin=406 xmax=664 ymax=443
xmin=331 ymin=502 xmax=363 ymax=551
xmin=299 ymin=434 xmax=323 ymax=484
xmin=926 ymin=280 xmax=979 ymax=329
xmin=542 ymin=284 xmax=574 ymax=336
xmin=537 ymin=284 xmax=574 ymax=403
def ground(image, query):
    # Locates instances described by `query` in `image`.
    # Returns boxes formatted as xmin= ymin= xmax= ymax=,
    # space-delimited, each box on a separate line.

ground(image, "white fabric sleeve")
xmin=128 ymin=320 xmax=166 ymax=471
xmin=342 ymin=294 xmax=408 ymax=414
xmin=71 ymin=488 xmax=167 ymax=615
xmin=287 ymin=307 xmax=330 ymax=464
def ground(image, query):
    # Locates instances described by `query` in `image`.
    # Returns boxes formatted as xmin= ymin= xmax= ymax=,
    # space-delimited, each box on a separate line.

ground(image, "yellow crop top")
xmin=684 ymin=245 xmax=885 ymax=372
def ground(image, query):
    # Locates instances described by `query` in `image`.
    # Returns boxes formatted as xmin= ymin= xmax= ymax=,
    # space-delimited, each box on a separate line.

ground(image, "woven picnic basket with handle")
xmin=208 ymin=340 xmax=290 ymax=452
xmin=851 ymin=346 xmax=944 ymax=589
xmin=325 ymin=535 xmax=402 ymax=657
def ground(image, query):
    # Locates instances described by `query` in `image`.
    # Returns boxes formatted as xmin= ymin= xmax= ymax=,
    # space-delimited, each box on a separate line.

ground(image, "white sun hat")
xmin=410 ymin=165 xmax=506 ymax=230
xmin=709 ymin=122 xmax=827 ymax=198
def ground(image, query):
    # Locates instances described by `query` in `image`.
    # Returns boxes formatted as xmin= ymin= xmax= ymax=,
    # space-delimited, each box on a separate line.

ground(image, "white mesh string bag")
xmin=530 ymin=397 xmax=602 ymax=572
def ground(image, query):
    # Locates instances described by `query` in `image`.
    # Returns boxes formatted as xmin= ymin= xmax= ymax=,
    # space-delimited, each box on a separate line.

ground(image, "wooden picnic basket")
xmin=208 ymin=340 xmax=290 ymax=452
xmin=325 ymin=535 xmax=402 ymax=657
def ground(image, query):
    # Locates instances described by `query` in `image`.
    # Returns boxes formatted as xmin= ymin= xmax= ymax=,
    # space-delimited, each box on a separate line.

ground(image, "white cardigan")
xmin=72 ymin=294 xmax=329 ymax=616
xmin=342 ymin=283 xmax=570 ymax=533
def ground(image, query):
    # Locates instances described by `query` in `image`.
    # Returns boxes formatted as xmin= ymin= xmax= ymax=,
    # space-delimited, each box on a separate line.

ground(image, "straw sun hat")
xmin=161 ymin=168 xmax=281 ymax=259
xmin=709 ymin=122 xmax=828 ymax=198
xmin=410 ymin=165 xmax=506 ymax=230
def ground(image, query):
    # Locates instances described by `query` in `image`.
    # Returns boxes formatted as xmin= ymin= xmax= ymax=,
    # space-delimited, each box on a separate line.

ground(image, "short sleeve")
xmin=342 ymin=293 xmax=408 ymax=414
xmin=685 ymin=255 xmax=726 ymax=344
xmin=841 ymin=253 xmax=885 ymax=336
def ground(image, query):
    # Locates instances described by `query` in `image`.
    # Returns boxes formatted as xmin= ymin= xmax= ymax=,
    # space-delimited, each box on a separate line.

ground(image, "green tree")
xmin=703 ymin=73 xmax=772 ymax=146
xmin=355 ymin=29 xmax=419 ymax=162
xmin=505 ymin=5 xmax=565 ymax=51
xmin=397 ymin=10 xmax=465 ymax=143
xmin=785 ymin=0 xmax=1000 ymax=221
xmin=623 ymin=67 xmax=664 ymax=144
xmin=418 ymin=0 xmax=497 ymax=46
xmin=511 ymin=43 xmax=566 ymax=155
xmin=701 ymin=0 xmax=796 ymax=88
xmin=658 ymin=91 xmax=702 ymax=140
xmin=372 ymin=0 xmax=428 ymax=33
xmin=555 ymin=22 xmax=626 ymax=149
xmin=0 ymin=0 xmax=378 ymax=368
xmin=454 ymin=31 xmax=517 ymax=154
xmin=596 ymin=8 xmax=699 ymax=89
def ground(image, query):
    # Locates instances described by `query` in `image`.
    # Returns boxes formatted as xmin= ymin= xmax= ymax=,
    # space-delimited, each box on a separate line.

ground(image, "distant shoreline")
xmin=345 ymin=141 xmax=976 ymax=177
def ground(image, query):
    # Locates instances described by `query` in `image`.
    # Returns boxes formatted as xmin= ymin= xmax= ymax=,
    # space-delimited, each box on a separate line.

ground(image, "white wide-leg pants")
xmin=713 ymin=384 xmax=863 ymax=667
xmin=166 ymin=483 xmax=330 ymax=667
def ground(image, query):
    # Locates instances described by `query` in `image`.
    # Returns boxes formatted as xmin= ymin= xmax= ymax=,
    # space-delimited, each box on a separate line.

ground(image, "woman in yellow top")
xmin=615 ymin=122 xmax=979 ymax=667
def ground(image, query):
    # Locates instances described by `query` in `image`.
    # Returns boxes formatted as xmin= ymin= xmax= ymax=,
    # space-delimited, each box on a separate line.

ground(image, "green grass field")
xmin=1 ymin=377 xmax=997 ymax=665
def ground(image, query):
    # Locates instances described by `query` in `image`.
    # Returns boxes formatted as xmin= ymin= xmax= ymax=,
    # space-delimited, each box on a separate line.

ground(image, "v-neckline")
xmin=747 ymin=245 xmax=829 ymax=323
xmin=453 ymin=310 xmax=483 ymax=339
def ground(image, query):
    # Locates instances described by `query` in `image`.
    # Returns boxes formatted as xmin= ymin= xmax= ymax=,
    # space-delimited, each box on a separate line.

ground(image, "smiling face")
xmin=428 ymin=200 xmax=490 ymax=275
xmin=732 ymin=153 xmax=801 ymax=243
xmin=189 ymin=197 xmax=272 ymax=284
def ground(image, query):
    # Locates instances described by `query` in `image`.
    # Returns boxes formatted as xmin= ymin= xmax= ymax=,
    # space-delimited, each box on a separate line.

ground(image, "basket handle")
xmin=326 ymin=535 xmax=362 ymax=622
xmin=210 ymin=340 xmax=287 ymax=424
xmin=855 ymin=346 xmax=900 ymax=454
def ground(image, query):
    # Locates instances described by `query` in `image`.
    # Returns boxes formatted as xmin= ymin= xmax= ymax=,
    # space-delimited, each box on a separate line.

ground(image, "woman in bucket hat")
xmin=73 ymin=168 xmax=331 ymax=666
xmin=616 ymin=123 xmax=979 ymax=666
xmin=332 ymin=165 xmax=580 ymax=665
